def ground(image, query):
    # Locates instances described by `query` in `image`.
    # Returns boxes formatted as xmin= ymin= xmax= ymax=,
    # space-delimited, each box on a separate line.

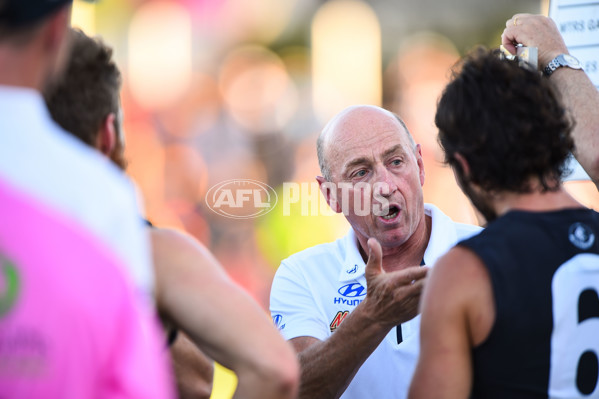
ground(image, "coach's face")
xmin=318 ymin=105 xmax=427 ymax=255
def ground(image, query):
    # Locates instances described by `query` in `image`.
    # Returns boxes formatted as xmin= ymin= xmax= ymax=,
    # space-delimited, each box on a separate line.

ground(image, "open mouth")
xmin=381 ymin=206 xmax=399 ymax=220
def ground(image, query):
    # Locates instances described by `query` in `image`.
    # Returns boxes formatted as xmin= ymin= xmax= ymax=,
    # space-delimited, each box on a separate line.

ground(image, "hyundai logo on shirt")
xmin=334 ymin=283 xmax=366 ymax=306
xmin=337 ymin=283 xmax=366 ymax=298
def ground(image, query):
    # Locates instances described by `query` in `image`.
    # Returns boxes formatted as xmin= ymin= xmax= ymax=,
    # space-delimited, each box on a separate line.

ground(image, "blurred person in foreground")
xmin=409 ymin=47 xmax=599 ymax=398
xmin=269 ymin=104 xmax=481 ymax=399
xmin=0 ymin=1 xmax=172 ymax=397
xmin=502 ymin=14 xmax=599 ymax=189
xmin=0 ymin=0 xmax=154 ymax=298
xmin=44 ymin=28 xmax=299 ymax=399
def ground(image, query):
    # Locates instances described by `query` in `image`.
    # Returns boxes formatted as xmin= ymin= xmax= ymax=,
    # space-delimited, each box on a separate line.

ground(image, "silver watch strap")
xmin=543 ymin=58 xmax=561 ymax=76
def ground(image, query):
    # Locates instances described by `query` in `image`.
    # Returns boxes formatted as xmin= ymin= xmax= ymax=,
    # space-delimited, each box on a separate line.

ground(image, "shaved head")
xmin=317 ymin=105 xmax=415 ymax=181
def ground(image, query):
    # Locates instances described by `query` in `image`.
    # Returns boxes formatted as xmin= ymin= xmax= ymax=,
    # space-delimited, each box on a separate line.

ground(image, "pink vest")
xmin=0 ymin=180 xmax=174 ymax=398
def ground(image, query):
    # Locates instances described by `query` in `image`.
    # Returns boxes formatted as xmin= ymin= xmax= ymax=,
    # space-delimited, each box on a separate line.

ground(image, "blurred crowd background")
xmin=70 ymin=0 xmax=599 ymax=396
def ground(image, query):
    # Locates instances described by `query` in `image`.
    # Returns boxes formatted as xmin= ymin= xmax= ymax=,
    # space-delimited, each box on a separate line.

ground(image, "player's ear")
xmin=452 ymin=152 xmax=471 ymax=181
xmin=96 ymin=113 xmax=117 ymax=157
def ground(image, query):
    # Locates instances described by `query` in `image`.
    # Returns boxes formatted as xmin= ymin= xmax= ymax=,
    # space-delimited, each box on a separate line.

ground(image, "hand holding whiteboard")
xmin=502 ymin=9 xmax=599 ymax=183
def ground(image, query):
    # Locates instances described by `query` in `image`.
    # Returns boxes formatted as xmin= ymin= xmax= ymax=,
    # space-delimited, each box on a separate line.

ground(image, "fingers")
xmin=502 ymin=13 xmax=532 ymax=55
xmin=388 ymin=274 xmax=427 ymax=325
xmin=362 ymin=262 xmax=428 ymax=327
xmin=506 ymin=13 xmax=529 ymax=29
xmin=393 ymin=265 xmax=429 ymax=285
xmin=501 ymin=28 xmax=517 ymax=56
xmin=501 ymin=14 xmax=568 ymax=67
xmin=364 ymin=237 xmax=383 ymax=280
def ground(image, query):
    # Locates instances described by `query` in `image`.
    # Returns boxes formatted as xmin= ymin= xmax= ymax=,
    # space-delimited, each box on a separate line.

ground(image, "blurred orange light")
xmin=219 ymin=45 xmax=298 ymax=134
xmin=128 ymin=1 xmax=192 ymax=110
xmin=221 ymin=0 xmax=298 ymax=43
xmin=312 ymin=0 xmax=382 ymax=124
xmin=541 ymin=0 xmax=550 ymax=16
xmin=71 ymin=0 xmax=96 ymax=35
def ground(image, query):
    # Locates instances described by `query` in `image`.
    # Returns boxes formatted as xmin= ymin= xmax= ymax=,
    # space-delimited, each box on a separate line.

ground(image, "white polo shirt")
xmin=0 ymin=85 xmax=153 ymax=296
xmin=270 ymin=203 xmax=481 ymax=399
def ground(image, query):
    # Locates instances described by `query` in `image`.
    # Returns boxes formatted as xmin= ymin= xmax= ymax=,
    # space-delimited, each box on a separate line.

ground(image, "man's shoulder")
xmin=0 ymin=101 xmax=152 ymax=288
xmin=423 ymin=204 xmax=482 ymax=265
xmin=452 ymin=220 xmax=483 ymax=238
xmin=279 ymin=232 xmax=351 ymax=272
xmin=1 ymin=112 xmax=136 ymax=210
xmin=51 ymin=123 xmax=135 ymax=196
xmin=0 ymin=89 xmax=132 ymax=194
xmin=427 ymin=204 xmax=482 ymax=235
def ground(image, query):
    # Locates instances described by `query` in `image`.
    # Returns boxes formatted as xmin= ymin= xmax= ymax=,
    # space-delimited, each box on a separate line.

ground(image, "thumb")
xmin=364 ymin=237 xmax=383 ymax=280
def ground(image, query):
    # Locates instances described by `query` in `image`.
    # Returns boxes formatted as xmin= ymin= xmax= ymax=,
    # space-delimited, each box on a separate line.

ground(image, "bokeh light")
xmin=312 ymin=0 xmax=382 ymax=124
xmin=219 ymin=46 xmax=298 ymax=134
xmin=128 ymin=1 xmax=192 ymax=110
xmin=71 ymin=0 xmax=96 ymax=35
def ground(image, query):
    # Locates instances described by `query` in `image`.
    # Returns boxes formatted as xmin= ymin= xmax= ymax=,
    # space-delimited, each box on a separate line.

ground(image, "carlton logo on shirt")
xmin=568 ymin=222 xmax=596 ymax=250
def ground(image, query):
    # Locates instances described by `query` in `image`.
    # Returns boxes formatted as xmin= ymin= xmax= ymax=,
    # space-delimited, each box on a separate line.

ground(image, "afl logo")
xmin=205 ymin=179 xmax=278 ymax=219
xmin=337 ymin=283 xmax=366 ymax=298
xmin=568 ymin=222 xmax=595 ymax=250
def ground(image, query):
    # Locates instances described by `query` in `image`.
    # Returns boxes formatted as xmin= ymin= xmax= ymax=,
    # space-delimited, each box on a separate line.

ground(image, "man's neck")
xmin=494 ymin=186 xmax=584 ymax=217
xmin=0 ymin=47 xmax=46 ymax=90
xmin=358 ymin=214 xmax=432 ymax=272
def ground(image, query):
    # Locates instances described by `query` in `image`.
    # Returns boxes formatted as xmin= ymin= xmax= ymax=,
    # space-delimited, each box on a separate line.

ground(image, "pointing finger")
xmin=392 ymin=266 xmax=429 ymax=285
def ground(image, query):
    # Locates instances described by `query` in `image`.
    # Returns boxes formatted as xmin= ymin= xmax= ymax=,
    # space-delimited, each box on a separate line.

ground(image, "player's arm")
xmin=282 ymin=239 xmax=428 ymax=399
xmin=170 ymin=332 xmax=214 ymax=399
xmin=408 ymin=246 xmax=494 ymax=399
xmin=152 ymin=228 xmax=299 ymax=399
xmin=107 ymin=271 xmax=176 ymax=399
xmin=502 ymin=14 xmax=599 ymax=186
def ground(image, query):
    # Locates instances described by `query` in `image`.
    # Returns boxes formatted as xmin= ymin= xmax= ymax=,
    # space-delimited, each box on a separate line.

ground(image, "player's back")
xmin=460 ymin=208 xmax=599 ymax=399
xmin=0 ymin=86 xmax=153 ymax=296
xmin=0 ymin=180 xmax=173 ymax=399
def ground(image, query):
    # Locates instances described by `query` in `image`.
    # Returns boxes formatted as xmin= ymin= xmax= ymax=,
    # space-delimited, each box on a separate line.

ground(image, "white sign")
xmin=549 ymin=0 xmax=599 ymax=87
xmin=549 ymin=0 xmax=599 ymax=181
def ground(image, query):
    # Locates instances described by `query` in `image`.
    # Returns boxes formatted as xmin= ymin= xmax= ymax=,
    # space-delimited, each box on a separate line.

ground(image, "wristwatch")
xmin=543 ymin=54 xmax=582 ymax=76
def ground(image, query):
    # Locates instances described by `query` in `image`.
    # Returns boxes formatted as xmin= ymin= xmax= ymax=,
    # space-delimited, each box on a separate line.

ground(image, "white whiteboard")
xmin=549 ymin=0 xmax=599 ymax=181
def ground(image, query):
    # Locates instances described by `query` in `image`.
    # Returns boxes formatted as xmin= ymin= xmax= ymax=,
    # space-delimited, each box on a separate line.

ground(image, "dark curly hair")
xmin=435 ymin=47 xmax=574 ymax=193
xmin=44 ymin=28 xmax=122 ymax=148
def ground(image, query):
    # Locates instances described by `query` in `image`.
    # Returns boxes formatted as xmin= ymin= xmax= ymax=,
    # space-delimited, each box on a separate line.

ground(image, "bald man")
xmin=270 ymin=105 xmax=481 ymax=399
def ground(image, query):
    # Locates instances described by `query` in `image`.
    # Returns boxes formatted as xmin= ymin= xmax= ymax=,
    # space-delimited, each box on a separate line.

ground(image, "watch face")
xmin=562 ymin=54 xmax=582 ymax=68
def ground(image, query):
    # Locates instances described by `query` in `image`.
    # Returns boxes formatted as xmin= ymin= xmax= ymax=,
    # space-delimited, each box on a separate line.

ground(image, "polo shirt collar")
xmin=422 ymin=203 xmax=458 ymax=266
xmin=0 ymin=85 xmax=56 ymax=132
xmin=338 ymin=229 xmax=367 ymax=282
xmin=337 ymin=203 xmax=455 ymax=282
xmin=0 ymin=85 xmax=46 ymax=112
